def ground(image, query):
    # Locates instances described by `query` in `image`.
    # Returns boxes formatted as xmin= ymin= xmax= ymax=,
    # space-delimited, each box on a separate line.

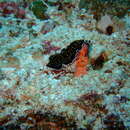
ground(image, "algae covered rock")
xmin=30 ymin=0 xmax=48 ymax=20
xmin=79 ymin=0 xmax=130 ymax=20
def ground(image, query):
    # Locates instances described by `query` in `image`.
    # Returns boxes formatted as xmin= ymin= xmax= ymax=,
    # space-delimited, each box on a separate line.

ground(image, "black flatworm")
xmin=47 ymin=40 xmax=90 ymax=69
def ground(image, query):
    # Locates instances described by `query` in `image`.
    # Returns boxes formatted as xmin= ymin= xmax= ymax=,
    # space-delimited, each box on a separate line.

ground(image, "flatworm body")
xmin=47 ymin=40 xmax=90 ymax=69
xmin=74 ymin=44 xmax=89 ymax=77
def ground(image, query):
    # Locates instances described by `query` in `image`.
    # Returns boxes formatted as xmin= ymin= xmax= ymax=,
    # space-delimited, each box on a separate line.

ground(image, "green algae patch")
xmin=30 ymin=0 xmax=48 ymax=20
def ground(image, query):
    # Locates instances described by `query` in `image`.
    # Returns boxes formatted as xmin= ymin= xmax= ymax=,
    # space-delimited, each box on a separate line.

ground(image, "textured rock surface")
xmin=0 ymin=1 xmax=130 ymax=129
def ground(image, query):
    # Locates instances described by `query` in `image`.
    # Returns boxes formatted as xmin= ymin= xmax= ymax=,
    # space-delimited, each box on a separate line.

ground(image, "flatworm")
xmin=47 ymin=40 xmax=90 ymax=69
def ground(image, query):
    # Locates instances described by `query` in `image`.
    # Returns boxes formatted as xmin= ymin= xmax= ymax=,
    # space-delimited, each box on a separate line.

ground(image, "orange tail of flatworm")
xmin=74 ymin=44 xmax=89 ymax=77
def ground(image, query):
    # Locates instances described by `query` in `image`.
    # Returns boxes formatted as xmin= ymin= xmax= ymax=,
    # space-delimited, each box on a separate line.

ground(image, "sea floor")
xmin=0 ymin=2 xmax=130 ymax=129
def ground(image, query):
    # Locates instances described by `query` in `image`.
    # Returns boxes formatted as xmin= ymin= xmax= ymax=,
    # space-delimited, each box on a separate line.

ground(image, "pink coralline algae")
xmin=0 ymin=2 xmax=26 ymax=19
xmin=42 ymin=41 xmax=60 ymax=54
